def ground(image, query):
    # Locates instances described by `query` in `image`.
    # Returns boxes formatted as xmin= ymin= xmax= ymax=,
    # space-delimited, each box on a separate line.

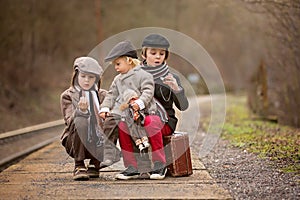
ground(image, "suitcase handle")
xmin=173 ymin=131 xmax=187 ymax=137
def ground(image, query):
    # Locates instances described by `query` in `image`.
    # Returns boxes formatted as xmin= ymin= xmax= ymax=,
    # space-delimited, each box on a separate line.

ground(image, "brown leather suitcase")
xmin=163 ymin=132 xmax=193 ymax=177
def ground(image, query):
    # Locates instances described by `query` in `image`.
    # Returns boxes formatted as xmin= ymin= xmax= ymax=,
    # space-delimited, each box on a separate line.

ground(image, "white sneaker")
xmin=150 ymin=162 xmax=167 ymax=180
xmin=115 ymin=166 xmax=139 ymax=180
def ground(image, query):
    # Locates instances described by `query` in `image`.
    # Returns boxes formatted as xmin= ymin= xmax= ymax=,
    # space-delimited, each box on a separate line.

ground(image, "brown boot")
xmin=73 ymin=167 xmax=89 ymax=181
xmin=87 ymin=165 xmax=99 ymax=178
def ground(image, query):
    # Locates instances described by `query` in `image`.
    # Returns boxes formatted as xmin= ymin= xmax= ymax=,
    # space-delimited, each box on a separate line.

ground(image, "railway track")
xmin=0 ymin=119 xmax=64 ymax=171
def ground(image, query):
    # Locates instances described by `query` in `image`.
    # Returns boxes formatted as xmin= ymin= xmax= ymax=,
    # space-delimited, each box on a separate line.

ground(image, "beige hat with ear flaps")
xmin=73 ymin=57 xmax=103 ymax=77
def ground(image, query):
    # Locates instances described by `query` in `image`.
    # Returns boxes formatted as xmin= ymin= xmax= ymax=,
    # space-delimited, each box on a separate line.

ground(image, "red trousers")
xmin=119 ymin=115 xmax=172 ymax=168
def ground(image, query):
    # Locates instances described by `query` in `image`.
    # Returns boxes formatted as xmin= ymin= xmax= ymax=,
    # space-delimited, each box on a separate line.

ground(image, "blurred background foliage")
xmin=0 ymin=0 xmax=299 ymax=132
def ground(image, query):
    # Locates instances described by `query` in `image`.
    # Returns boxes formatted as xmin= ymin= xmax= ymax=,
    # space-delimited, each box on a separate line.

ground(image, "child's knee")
xmin=74 ymin=117 xmax=88 ymax=130
xmin=118 ymin=121 xmax=129 ymax=134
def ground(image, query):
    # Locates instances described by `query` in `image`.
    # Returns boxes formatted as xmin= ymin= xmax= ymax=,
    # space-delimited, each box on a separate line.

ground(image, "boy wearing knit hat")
xmin=60 ymin=56 xmax=106 ymax=180
xmin=100 ymin=40 xmax=166 ymax=180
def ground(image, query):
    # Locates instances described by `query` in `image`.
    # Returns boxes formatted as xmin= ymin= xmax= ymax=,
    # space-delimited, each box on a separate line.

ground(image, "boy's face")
xmin=78 ymin=71 xmax=96 ymax=90
xmin=145 ymin=48 xmax=166 ymax=67
xmin=113 ymin=57 xmax=132 ymax=74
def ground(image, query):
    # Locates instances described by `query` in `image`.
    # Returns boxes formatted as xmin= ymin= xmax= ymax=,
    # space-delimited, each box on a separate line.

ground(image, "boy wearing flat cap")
xmin=142 ymin=34 xmax=189 ymax=178
xmin=141 ymin=34 xmax=189 ymax=133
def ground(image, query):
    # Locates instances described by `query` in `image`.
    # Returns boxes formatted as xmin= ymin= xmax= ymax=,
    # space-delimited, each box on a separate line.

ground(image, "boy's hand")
xmin=78 ymin=93 xmax=88 ymax=112
xmin=163 ymin=73 xmax=180 ymax=91
xmin=99 ymin=112 xmax=109 ymax=119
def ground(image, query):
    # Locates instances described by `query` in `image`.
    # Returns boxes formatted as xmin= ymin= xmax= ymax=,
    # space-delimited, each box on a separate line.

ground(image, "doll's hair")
xmin=126 ymin=56 xmax=140 ymax=67
xmin=111 ymin=56 xmax=140 ymax=68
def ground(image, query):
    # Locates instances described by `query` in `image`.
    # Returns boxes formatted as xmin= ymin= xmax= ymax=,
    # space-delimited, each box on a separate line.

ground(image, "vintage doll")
xmin=119 ymin=88 xmax=150 ymax=152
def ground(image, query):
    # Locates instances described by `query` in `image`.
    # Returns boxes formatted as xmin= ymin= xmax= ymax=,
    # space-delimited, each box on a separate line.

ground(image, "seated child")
xmin=99 ymin=40 xmax=157 ymax=170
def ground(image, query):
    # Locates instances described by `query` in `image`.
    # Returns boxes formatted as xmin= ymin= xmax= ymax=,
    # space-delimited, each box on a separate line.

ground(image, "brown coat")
xmin=60 ymin=86 xmax=107 ymax=160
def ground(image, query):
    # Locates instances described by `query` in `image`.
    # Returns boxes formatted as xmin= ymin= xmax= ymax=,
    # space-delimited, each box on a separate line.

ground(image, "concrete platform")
xmin=0 ymin=140 xmax=232 ymax=199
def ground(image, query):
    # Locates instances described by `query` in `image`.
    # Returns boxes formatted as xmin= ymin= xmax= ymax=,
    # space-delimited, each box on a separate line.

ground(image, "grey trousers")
xmin=102 ymin=114 xmax=121 ymax=162
xmin=62 ymin=116 xmax=103 ymax=163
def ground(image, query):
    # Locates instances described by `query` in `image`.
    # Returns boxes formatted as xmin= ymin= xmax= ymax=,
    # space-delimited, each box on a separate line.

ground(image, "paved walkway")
xmin=0 ymin=139 xmax=231 ymax=199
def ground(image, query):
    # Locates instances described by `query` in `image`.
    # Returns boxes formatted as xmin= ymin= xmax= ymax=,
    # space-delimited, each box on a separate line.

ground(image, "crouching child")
xmin=60 ymin=56 xmax=106 ymax=180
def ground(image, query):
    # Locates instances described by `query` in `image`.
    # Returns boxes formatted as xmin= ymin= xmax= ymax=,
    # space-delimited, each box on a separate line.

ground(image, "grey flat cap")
xmin=142 ymin=34 xmax=170 ymax=49
xmin=104 ymin=40 xmax=138 ymax=62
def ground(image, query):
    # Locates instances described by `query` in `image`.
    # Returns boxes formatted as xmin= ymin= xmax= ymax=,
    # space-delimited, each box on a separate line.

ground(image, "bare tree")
xmin=244 ymin=0 xmax=300 ymax=127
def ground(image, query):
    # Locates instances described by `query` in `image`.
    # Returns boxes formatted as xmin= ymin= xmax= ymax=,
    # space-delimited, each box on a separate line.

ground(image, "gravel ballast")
xmin=194 ymin=137 xmax=300 ymax=200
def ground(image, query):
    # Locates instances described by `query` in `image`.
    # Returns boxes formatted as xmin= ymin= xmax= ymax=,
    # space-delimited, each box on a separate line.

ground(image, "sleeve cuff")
xmin=75 ymin=108 xmax=90 ymax=118
xmin=134 ymin=99 xmax=145 ymax=110
xmin=99 ymin=107 xmax=110 ymax=114
xmin=79 ymin=109 xmax=89 ymax=114
xmin=173 ymin=86 xmax=183 ymax=93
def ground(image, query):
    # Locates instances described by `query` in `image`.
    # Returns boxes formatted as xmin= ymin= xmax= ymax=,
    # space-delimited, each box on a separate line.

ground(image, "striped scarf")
xmin=141 ymin=61 xmax=169 ymax=81
xmin=141 ymin=61 xmax=170 ymax=123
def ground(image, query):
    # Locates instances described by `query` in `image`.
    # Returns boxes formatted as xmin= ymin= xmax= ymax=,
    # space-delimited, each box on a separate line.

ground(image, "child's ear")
xmin=141 ymin=48 xmax=147 ymax=60
xmin=141 ymin=54 xmax=146 ymax=60
xmin=127 ymin=57 xmax=133 ymax=65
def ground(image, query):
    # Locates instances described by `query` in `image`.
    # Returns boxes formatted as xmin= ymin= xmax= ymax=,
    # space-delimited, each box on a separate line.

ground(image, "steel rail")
xmin=0 ymin=119 xmax=64 ymax=140
xmin=0 ymin=119 xmax=65 ymax=170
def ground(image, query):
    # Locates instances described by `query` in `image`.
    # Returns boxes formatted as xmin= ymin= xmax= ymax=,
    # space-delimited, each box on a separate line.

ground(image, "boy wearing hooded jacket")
xmin=60 ymin=57 xmax=106 ymax=180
